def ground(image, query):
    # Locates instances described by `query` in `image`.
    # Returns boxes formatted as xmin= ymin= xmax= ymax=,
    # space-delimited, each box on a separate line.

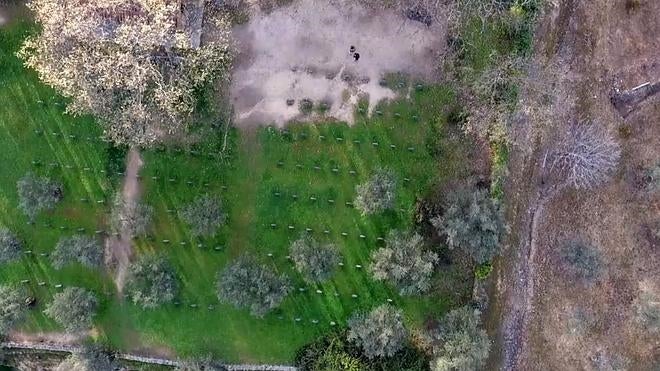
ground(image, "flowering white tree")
xmin=19 ymin=0 xmax=233 ymax=146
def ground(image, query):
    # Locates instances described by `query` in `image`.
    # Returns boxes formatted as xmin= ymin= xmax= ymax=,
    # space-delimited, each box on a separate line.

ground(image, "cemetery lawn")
xmin=122 ymin=86 xmax=474 ymax=362
xmin=0 ymin=21 xmax=475 ymax=364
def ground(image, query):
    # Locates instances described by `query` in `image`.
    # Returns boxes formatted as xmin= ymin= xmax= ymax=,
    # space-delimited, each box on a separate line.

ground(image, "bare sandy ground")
xmin=230 ymin=0 xmax=445 ymax=127
xmin=105 ymin=148 xmax=143 ymax=293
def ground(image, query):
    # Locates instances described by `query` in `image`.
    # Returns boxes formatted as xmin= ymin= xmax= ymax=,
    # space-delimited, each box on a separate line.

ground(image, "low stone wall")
xmin=1 ymin=342 xmax=297 ymax=371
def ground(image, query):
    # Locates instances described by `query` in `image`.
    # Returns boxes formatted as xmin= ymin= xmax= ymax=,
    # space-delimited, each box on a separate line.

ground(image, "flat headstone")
xmin=355 ymin=264 xmax=362 ymax=269
xmin=316 ymin=290 xmax=322 ymax=294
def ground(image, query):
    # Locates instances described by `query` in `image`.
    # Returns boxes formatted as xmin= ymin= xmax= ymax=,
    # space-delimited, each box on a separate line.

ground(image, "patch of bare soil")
xmin=229 ymin=0 xmax=446 ymax=127
xmin=491 ymin=0 xmax=660 ymax=369
xmin=8 ymin=330 xmax=90 ymax=345
xmin=105 ymin=147 xmax=143 ymax=293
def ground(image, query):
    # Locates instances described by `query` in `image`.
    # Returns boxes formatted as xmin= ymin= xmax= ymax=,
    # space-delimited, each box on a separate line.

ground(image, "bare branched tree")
xmin=546 ymin=122 xmax=621 ymax=189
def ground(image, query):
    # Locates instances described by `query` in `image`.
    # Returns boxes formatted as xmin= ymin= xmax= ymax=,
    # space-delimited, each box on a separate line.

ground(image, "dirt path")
xmin=502 ymin=184 xmax=562 ymax=370
xmin=105 ymin=147 xmax=143 ymax=293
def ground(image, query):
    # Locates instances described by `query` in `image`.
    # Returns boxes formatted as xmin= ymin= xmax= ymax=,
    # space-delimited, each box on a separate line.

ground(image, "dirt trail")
xmin=8 ymin=330 xmax=91 ymax=346
xmin=105 ymin=147 xmax=143 ymax=293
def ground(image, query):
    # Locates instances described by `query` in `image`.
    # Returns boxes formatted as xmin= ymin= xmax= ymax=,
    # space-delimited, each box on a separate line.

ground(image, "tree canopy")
xmin=429 ymin=306 xmax=491 ymax=371
xmin=111 ymin=198 xmax=153 ymax=238
xmin=44 ymin=287 xmax=98 ymax=333
xmin=125 ymin=254 xmax=179 ymax=309
xmin=51 ymin=235 xmax=103 ymax=269
xmin=290 ymin=235 xmax=341 ymax=283
xmin=55 ymin=346 xmax=119 ymax=371
xmin=217 ymin=255 xmax=291 ymax=317
xmin=432 ymin=188 xmax=505 ymax=264
xmin=347 ymin=304 xmax=408 ymax=359
xmin=17 ymin=173 xmax=62 ymax=221
xmin=179 ymin=194 xmax=226 ymax=237
xmin=19 ymin=0 xmax=233 ymax=146
xmin=370 ymin=230 xmax=438 ymax=296
xmin=354 ymin=169 xmax=397 ymax=215
xmin=0 ymin=284 xmax=27 ymax=335
xmin=0 ymin=227 xmax=22 ymax=264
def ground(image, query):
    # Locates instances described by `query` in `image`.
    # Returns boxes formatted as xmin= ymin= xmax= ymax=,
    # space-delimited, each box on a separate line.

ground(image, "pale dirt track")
xmin=105 ymin=147 xmax=143 ymax=293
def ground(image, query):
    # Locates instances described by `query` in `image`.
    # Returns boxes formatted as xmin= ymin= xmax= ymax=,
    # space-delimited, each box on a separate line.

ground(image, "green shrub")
xmin=0 ymin=284 xmax=27 ymax=335
xmin=429 ymin=306 xmax=490 ymax=371
xmin=370 ymin=230 xmax=438 ymax=296
xmin=474 ymin=262 xmax=493 ymax=280
xmin=17 ymin=172 xmax=62 ymax=221
xmin=290 ymin=235 xmax=341 ymax=283
xmin=354 ymin=169 xmax=397 ymax=216
xmin=432 ymin=188 xmax=505 ymax=264
xmin=347 ymin=304 xmax=408 ymax=359
xmin=51 ymin=235 xmax=103 ymax=269
xmin=125 ymin=255 xmax=179 ymax=309
xmin=44 ymin=287 xmax=97 ymax=332
xmin=217 ymin=255 xmax=291 ymax=317
xmin=179 ymin=194 xmax=226 ymax=237
xmin=0 ymin=227 xmax=22 ymax=264
xmin=561 ymin=240 xmax=603 ymax=283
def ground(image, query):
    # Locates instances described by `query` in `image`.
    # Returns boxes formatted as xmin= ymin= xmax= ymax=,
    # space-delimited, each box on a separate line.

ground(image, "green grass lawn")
xmin=0 ymin=21 xmax=116 ymax=333
xmin=0 ymin=20 xmax=474 ymax=364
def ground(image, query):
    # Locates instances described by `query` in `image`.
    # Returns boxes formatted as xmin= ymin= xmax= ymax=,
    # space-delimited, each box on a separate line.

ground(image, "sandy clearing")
xmin=229 ymin=0 xmax=446 ymax=127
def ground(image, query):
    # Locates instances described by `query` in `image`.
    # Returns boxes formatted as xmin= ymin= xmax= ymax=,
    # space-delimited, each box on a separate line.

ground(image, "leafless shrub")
xmin=546 ymin=122 xmax=621 ymax=190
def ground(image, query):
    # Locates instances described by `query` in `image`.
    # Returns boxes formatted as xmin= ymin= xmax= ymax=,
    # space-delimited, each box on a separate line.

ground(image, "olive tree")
xmin=429 ymin=306 xmax=490 ymax=371
xmin=179 ymin=195 xmax=226 ymax=237
xmin=354 ymin=169 xmax=397 ymax=215
xmin=431 ymin=188 xmax=505 ymax=264
xmin=0 ymin=227 xmax=22 ymax=264
xmin=0 ymin=284 xmax=27 ymax=335
xmin=217 ymin=255 xmax=291 ymax=317
xmin=51 ymin=235 xmax=103 ymax=269
xmin=370 ymin=230 xmax=438 ymax=296
xmin=44 ymin=287 xmax=98 ymax=333
xmin=56 ymin=346 xmax=118 ymax=371
xmin=290 ymin=235 xmax=341 ymax=283
xmin=17 ymin=172 xmax=62 ymax=221
xmin=347 ymin=304 xmax=408 ymax=359
xmin=19 ymin=0 xmax=233 ymax=146
xmin=125 ymin=254 xmax=178 ymax=309
xmin=110 ymin=197 xmax=153 ymax=238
